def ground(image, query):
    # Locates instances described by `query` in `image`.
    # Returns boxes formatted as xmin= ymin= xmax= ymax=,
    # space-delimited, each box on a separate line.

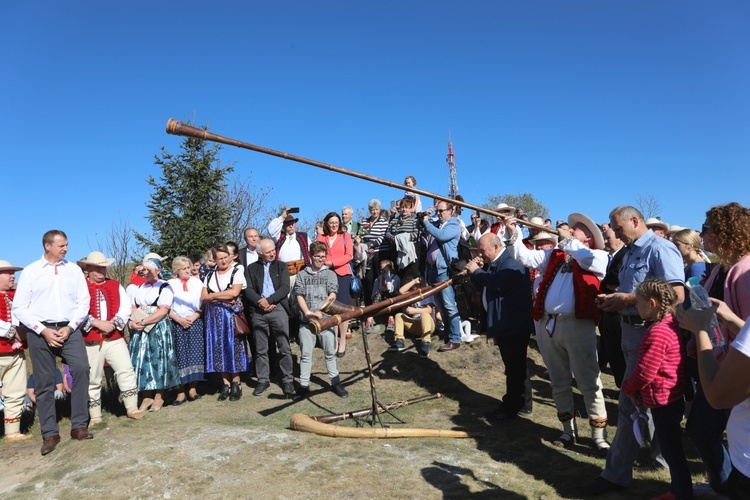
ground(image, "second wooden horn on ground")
xmin=309 ymin=270 xmax=467 ymax=334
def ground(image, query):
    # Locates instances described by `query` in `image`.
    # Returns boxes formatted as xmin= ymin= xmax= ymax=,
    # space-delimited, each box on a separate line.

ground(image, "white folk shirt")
xmin=507 ymin=227 xmax=607 ymax=315
xmin=168 ymin=277 xmax=205 ymax=317
xmin=12 ymin=256 xmax=90 ymax=335
xmin=278 ymin=234 xmax=303 ymax=263
xmin=128 ymin=280 xmax=175 ymax=309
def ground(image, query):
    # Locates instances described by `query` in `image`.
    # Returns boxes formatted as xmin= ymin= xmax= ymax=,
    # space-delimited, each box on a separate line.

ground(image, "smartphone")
xmin=390 ymin=200 xmax=397 ymax=209
xmin=288 ymin=207 xmax=300 ymax=214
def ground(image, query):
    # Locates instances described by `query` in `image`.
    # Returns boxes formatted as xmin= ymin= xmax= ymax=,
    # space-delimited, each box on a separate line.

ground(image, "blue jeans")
xmin=686 ymin=384 xmax=731 ymax=495
xmin=652 ymin=400 xmax=693 ymax=499
xmin=426 ymin=266 xmax=461 ymax=344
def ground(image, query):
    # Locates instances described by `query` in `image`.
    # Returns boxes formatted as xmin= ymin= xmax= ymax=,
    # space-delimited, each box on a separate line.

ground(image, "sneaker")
xmin=389 ymin=339 xmax=406 ymax=351
xmin=364 ymin=318 xmax=374 ymax=334
xmin=461 ymin=333 xmax=479 ymax=343
xmin=295 ymin=385 xmax=310 ymax=399
xmin=420 ymin=342 xmax=431 ymax=358
xmin=386 ymin=317 xmax=395 ymax=332
xmin=331 ymin=384 xmax=349 ymax=398
xmin=252 ymin=382 xmax=270 ymax=396
xmin=283 ymin=382 xmax=296 ymax=397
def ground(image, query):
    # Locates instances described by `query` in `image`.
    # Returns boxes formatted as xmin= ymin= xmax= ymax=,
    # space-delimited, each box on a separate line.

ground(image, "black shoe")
xmin=217 ymin=385 xmax=230 ymax=401
xmin=172 ymin=398 xmax=187 ymax=406
xmin=485 ymin=406 xmax=517 ymax=421
xmin=283 ymin=382 xmax=296 ymax=397
xmin=332 ymin=384 xmax=349 ymax=398
xmin=419 ymin=342 xmax=431 ymax=358
xmin=252 ymin=382 xmax=270 ymax=396
xmin=295 ymin=385 xmax=310 ymax=399
xmin=578 ymin=476 xmax=624 ymax=497
xmin=229 ymin=382 xmax=242 ymax=401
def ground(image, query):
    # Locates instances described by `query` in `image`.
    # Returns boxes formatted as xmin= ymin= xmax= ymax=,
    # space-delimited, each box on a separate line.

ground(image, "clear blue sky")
xmin=3 ymin=2 xmax=749 ymax=268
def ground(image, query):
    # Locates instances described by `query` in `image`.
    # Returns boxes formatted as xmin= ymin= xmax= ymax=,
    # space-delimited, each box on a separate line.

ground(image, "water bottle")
xmin=685 ymin=277 xmax=725 ymax=349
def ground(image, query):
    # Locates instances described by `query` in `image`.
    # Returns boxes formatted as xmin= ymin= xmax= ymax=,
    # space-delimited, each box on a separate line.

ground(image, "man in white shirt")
xmin=238 ymin=228 xmax=260 ymax=268
xmin=13 ymin=230 xmax=93 ymax=455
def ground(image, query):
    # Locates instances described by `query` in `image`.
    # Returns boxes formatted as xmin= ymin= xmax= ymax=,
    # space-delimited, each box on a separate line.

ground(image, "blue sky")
xmin=2 ymin=2 xmax=749 ymax=268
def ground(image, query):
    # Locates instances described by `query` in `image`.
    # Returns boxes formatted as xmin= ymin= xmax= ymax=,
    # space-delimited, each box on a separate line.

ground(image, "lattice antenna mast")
xmin=446 ymin=135 xmax=458 ymax=199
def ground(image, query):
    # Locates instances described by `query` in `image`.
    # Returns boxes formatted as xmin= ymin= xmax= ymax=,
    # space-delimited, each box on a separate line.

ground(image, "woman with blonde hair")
xmin=672 ymin=228 xmax=710 ymax=281
xmin=168 ymin=256 xmax=205 ymax=404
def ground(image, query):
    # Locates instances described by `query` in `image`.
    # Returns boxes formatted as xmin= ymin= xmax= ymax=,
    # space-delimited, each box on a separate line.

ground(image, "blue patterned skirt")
xmin=205 ymin=302 xmax=249 ymax=374
xmin=171 ymin=317 xmax=206 ymax=385
xmin=129 ymin=306 xmax=180 ymax=391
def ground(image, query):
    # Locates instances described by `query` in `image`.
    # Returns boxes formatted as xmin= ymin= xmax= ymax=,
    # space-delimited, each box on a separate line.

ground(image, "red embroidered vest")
xmin=532 ymin=249 xmax=601 ymax=324
xmin=84 ymin=279 xmax=124 ymax=342
xmin=0 ymin=290 xmax=25 ymax=354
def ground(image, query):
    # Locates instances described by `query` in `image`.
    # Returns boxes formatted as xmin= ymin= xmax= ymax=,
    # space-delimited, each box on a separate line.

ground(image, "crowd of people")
xmin=1 ymin=184 xmax=749 ymax=499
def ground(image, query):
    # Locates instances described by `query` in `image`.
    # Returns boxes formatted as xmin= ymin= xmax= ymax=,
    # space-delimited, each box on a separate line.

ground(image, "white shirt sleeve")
xmin=268 ymin=216 xmax=284 ymax=241
xmin=564 ymin=239 xmax=608 ymax=279
xmin=506 ymin=226 xmax=549 ymax=273
xmin=115 ymin=284 xmax=131 ymax=323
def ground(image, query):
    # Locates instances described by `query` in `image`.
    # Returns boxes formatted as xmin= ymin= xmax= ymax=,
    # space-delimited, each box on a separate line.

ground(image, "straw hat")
xmin=667 ymin=224 xmax=685 ymax=234
xmin=645 ymin=218 xmax=669 ymax=233
xmin=530 ymin=231 xmax=558 ymax=244
xmin=568 ymin=213 xmax=605 ymax=250
xmin=144 ymin=252 xmax=168 ymax=262
xmin=0 ymin=260 xmax=23 ymax=273
xmin=77 ymin=251 xmax=115 ymax=267
xmin=495 ymin=203 xmax=516 ymax=214
xmin=530 ymin=216 xmax=544 ymax=226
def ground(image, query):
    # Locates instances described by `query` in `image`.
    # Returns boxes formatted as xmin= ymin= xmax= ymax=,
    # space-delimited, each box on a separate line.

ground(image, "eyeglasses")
xmin=436 ymin=208 xmax=451 ymax=214
xmin=312 ymin=254 xmax=327 ymax=260
xmin=701 ymin=223 xmax=711 ymax=234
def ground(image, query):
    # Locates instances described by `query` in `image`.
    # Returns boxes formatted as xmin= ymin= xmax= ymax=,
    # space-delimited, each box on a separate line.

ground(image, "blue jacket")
xmin=422 ymin=217 xmax=460 ymax=273
xmin=470 ymin=250 xmax=534 ymax=338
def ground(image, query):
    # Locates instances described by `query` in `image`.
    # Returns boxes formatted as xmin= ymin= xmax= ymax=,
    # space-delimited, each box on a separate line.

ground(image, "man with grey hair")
xmin=465 ymin=233 xmax=533 ymax=420
xmin=581 ymin=205 xmax=684 ymax=496
xmin=244 ymin=239 xmax=295 ymax=397
xmin=341 ymin=206 xmax=359 ymax=235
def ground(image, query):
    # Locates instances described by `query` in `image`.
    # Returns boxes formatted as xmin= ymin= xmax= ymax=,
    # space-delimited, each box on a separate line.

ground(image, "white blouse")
xmin=168 ymin=277 xmax=205 ymax=317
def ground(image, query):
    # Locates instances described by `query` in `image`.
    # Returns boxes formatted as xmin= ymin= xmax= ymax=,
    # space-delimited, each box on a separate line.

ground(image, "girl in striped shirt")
xmin=622 ymin=278 xmax=691 ymax=499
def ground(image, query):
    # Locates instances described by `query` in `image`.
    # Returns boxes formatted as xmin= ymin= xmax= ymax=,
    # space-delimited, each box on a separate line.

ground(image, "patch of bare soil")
xmin=2 ymin=327 xmax=708 ymax=499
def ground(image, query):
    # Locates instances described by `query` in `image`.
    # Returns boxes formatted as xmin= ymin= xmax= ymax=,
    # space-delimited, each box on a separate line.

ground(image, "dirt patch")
xmin=2 ymin=328 xmax=710 ymax=499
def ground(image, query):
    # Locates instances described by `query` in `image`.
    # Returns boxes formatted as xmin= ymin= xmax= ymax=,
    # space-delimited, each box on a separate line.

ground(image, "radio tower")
xmin=446 ymin=136 xmax=458 ymax=199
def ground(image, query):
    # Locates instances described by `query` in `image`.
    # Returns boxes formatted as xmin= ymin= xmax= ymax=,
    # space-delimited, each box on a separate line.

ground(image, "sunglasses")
xmin=436 ymin=208 xmax=451 ymax=214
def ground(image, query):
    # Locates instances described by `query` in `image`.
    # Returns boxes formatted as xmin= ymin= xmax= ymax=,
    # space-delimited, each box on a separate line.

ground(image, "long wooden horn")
xmin=165 ymin=118 xmax=554 ymax=234
xmin=310 ymin=270 xmax=468 ymax=334
xmin=290 ymin=414 xmax=473 ymax=438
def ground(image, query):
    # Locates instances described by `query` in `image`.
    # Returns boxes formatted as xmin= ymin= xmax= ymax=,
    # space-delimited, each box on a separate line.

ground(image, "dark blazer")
xmin=244 ymin=260 xmax=291 ymax=315
xmin=470 ymin=250 xmax=533 ymax=338
xmin=238 ymin=245 xmax=258 ymax=269
xmin=601 ymin=246 xmax=626 ymax=293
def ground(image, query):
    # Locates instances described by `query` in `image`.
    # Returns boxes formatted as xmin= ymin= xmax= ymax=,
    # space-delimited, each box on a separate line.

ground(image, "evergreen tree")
xmin=136 ymin=126 xmax=235 ymax=260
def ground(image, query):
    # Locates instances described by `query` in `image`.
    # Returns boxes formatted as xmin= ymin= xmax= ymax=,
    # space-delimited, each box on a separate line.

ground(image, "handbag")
xmin=343 ymin=234 xmax=362 ymax=297
xmin=129 ymin=308 xmax=155 ymax=333
xmin=234 ymin=312 xmax=250 ymax=335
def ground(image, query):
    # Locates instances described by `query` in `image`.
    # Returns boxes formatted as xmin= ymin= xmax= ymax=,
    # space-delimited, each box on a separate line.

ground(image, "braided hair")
xmin=636 ymin=278 xmax=678 ymax=322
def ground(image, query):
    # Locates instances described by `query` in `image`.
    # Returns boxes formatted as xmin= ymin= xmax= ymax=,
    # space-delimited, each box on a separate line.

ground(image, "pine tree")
xmin=136 ymin=126 xmax=235 ymax=260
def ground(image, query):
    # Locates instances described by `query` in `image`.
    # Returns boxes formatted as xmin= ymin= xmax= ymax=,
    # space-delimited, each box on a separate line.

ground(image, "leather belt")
xmin=620 ymin=315 xmax=646 ymax=327
xmin=42 ymin=321 xmax=69 ymax=328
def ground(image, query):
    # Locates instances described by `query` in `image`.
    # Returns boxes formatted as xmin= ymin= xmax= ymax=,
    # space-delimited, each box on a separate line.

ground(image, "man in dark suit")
xmin=465 ymin=233 xmax=533 ymax=421
xmin=238 ymin=227 xmax=260 ymax=269
xmin=598 ymin=228 xmax=627 ymax=387
xmin=244 ymin=239 xmax=295 ymax=397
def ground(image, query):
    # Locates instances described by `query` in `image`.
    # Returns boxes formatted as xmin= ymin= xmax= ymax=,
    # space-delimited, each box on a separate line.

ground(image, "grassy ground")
xmin=1 ymin=324 xmax=717 ymax=499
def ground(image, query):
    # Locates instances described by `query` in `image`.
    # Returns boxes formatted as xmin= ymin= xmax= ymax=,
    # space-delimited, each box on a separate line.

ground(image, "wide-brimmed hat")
xmin=283 ymin=214 xmax=299 ymax=224
xmin=645 ymin=218 xmax=669 ymax=233
xmin=568 ymin=213 xmax=605 ymax=250
xmin=530 ymin=216 xmax=544 ymax=226
xmin=667 ymin=224 xmax=685 ymax=234
xmin=0 ymin=260 xmax=23 ymax=273
xmin=530 ymin=231 xmax=558 ymax=244
xmin=495 ymin=203 xmax=516 ymax=214
xmin=77 ymin=251 xmax=115 ymax=267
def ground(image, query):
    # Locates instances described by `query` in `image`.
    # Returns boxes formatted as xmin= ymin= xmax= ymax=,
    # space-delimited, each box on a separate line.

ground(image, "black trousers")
xmin=598 ymin=311 xmax=626 ymax=388
xmin=495 ymin=331 xmax=532 ymax=414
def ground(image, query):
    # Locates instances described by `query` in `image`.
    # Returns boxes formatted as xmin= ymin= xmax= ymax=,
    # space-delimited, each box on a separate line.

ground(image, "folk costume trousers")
xmin=85 ymin=338 xmax=139 ymax=418
xmin=0 ymin=352 xmax=27 ymax=435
